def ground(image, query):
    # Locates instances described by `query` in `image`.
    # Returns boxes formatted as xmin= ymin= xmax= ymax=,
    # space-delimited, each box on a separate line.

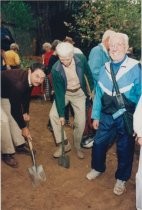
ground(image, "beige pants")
xmin=1 ymin=99 xmax=25 ymax=154
xmin=49 ymin=88 xmax=86 ymax=150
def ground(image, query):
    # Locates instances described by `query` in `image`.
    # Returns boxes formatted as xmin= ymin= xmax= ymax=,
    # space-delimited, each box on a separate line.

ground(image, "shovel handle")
xmin=27 ymin=137 xmax=33 ymax=151
xmin=27 ymin=137 xmax=36 ymax=167
xmin=61 ymin=125 xmax=65 ymax=155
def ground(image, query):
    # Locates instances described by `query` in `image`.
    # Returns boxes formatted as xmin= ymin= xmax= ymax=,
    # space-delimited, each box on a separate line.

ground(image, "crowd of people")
xmin=1 ymin=22 xmax=142 ymax=210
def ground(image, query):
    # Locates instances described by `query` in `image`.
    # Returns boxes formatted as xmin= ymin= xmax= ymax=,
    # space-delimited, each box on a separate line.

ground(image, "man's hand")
xmin=93 ymin=120 xmax=99 ymax=130
xmin=22 ymin=127 xmax=32 ymax=139
xmin=23 ymin=113 xmax=30 ymax=122
xmin=59 ymin=117 xmax=65 ymax=126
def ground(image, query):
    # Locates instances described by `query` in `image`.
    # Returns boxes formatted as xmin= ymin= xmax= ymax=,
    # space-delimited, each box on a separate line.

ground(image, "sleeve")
xmin=91 ymin=84 xmax=103 ymax=120
xmin=51 ymin=69 xmax=65 ymax=117
xmin=9 ymin=89 xmax=26 ymax=129
xmin=88 ymin=47 xmax=103 ymax=86
xmin=22 ymin=89 xmax=32 ymax=114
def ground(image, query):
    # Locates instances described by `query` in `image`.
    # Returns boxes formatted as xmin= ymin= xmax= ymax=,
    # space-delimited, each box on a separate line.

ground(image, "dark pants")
xmin=91 ymin=113 xmax=135 ymax=181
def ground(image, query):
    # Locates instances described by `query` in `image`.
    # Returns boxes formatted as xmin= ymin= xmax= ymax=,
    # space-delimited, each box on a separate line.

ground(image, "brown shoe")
xmin=2 ymin=154 xmax=18 ymax=168
xmin=76 ymin=150 xmax=84 ymax=159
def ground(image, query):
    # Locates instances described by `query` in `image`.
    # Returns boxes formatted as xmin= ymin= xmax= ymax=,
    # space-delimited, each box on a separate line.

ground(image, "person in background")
xmin=133 ymin=95 xmax=142 ymax=210
xmin=4 ymin=43 xmax=20 ymax=70
xmin=45 ymin=39 xmax=61 ymax=130
xmin=63 ymin=36 xmax=83 ymax=54
xmin=1 ymin=63 xmax=45 ymax=168
xmin=1 ymin=18 xmax=15 ymax=51
xmin=88 ymin=30 xmax=115 ymax=87
xmin=42 ymin=42 xmax=53 ymax=66
xmin=49 ymin=42 xmax=94 ymax=159
xmin=86 ymin=33 xmax=141 ymax=196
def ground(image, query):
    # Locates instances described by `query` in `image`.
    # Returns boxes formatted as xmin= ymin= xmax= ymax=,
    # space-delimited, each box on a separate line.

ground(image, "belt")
xmin=66 ymin=87 xmax=81 ymax=93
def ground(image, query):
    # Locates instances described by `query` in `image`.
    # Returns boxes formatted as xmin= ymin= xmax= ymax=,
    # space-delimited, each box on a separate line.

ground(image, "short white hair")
xmin=42 ymin=42 xmax=51 ymax=50
xmin=56 ymin=42 xmax=74 ymax=57
xmin=109 ymin=32 xmax=129 ymax=51
xmin=10 ymin=43 xmax=19 ymax=50
xmin=102 ymin=30 xmax=115 ymax=42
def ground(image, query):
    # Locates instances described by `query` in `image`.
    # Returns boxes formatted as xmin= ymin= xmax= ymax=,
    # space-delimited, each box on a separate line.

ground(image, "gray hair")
xmin=102 ymin=30 xmax=116 ymax=42
xmin=56 ymin=42 xmax=74 ymax=57
xmin=10 ymin=43 xmax=19 ymax=50
xmin=109 ymin=32 xmax=129 ymax=51
xmin=42 ymin=42 xmax=51 ymax=50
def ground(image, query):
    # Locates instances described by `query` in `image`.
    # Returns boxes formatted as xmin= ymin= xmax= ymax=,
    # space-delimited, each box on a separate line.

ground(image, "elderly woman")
xmin=42 ymin=42 xmax=53 ymax=67
xmin=5 ymin=43 xmax=20 ymax=70
xmin=86 ymin=32 xmax=141 ymax=195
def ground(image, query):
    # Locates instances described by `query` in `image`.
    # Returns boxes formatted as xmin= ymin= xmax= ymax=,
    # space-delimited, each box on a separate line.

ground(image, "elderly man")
xmin=88 ymin=29 xmax=115 ymax=87
xmin=1 ymin=63 xmax=45 ymax=167
xmin=49 ymin=42 xmax=94 ymax=159
xmin=86 ymin=33 xmax=141 ymax=195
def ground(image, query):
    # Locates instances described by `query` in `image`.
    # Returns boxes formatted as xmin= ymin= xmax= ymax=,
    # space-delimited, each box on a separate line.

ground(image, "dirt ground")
xmin=1 ymin=99 xmax=139 ymax=210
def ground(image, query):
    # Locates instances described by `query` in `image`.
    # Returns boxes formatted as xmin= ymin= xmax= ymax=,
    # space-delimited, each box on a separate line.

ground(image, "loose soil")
xmin=1 ymin=99 xmax=139 ymax=210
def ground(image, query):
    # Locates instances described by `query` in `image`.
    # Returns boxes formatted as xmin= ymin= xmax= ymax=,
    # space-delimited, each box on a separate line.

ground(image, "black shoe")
xmin=2 ymin=154 xmax=18 ymax=168
xmin=16 ymin=143 xmax=35 ymax=156
xmin=81 ymin=136 xmax=94 ymax=148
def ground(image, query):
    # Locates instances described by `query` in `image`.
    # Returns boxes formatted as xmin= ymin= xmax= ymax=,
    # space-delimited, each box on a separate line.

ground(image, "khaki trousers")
xmin=1 ymin=99 xmax=25 ymax=154
xmin=49 ymin=89 xmax=86 ymax=150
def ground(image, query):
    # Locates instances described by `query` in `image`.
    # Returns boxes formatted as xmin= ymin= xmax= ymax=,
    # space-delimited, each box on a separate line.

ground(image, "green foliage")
xmin=1 ymin=1 xmax=35 ymax=30
xmin=20 ymin=57 xmax=35 ymax=70
xmin=68 ymin=0 xmax=141 ymax=58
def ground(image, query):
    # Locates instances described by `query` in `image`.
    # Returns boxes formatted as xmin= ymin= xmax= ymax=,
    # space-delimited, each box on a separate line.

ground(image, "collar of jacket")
xmin=55 ymin=55 xmax=83 ymax=89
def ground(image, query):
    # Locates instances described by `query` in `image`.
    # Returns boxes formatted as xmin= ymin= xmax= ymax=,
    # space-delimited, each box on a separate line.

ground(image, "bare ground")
xmin=1 ymin=99 xmax=139 ymax=210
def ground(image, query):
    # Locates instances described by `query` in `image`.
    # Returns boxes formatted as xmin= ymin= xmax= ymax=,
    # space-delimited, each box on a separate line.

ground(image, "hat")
xmin=63 ymin=36 xmax=75 ymax=45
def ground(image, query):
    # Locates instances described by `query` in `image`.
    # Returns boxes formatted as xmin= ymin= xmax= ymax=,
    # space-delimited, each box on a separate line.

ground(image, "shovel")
xmin=58 ymin=125 xmax=70 ymax=168
xmin=27 ymin=137 xmax=46 ymax=186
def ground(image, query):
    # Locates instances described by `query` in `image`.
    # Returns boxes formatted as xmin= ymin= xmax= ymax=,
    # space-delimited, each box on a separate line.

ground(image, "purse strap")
xmin=109 ymin=64 xmax=126 ymax=109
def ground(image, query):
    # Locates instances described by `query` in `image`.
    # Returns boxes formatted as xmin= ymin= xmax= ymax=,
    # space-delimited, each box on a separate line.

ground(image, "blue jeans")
xmin=91 ymin=113 xmax=135 ymax=181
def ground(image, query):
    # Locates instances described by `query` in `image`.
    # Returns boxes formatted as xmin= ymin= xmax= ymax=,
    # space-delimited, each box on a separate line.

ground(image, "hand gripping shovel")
xmin=58 ymin=125 xmax=70 ymax=168
xmin=27 ymin=137 xmax=46 ymax=186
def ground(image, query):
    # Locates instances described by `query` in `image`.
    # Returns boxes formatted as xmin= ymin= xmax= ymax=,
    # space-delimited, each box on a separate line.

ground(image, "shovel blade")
xmin=28 ymin=165 xmax=46 ymax=186
xmin=36 ymin=164 xmax=47 ymax=182
xmin=58 ymin=155 xmax=70 ymax=168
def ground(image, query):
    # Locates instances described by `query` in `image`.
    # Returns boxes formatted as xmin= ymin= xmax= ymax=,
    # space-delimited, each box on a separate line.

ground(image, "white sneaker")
xmin=86 ymin=169 xmax=101 ymax=180
xmin=113 ymin=179 xmax=126 ymax=195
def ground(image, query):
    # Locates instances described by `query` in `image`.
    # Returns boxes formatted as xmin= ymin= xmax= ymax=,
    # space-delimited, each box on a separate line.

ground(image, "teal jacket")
xmin=88 ymin=44 xmax=110 ymax=87
xmin=51 ymin=54 xmax=94 ymax=117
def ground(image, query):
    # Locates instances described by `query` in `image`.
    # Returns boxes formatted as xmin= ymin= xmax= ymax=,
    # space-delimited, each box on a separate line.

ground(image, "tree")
xmin=66 ymin=0 xmax=141 ymax=58
xmin=1 ymin=1 xmax=35 ymax=31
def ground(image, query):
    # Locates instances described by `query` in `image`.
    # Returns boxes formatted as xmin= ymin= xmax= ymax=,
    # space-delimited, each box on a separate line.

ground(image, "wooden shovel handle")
xmin=27 ymin=137 xmax=33 ymax=151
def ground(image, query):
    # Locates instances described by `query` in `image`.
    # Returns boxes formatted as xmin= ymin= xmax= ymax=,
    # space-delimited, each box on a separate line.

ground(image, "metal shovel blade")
xmin=58 ymin=155 xmax=70 ymax=168
xmin=28 ymin=164 xmax=46 ymax=186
